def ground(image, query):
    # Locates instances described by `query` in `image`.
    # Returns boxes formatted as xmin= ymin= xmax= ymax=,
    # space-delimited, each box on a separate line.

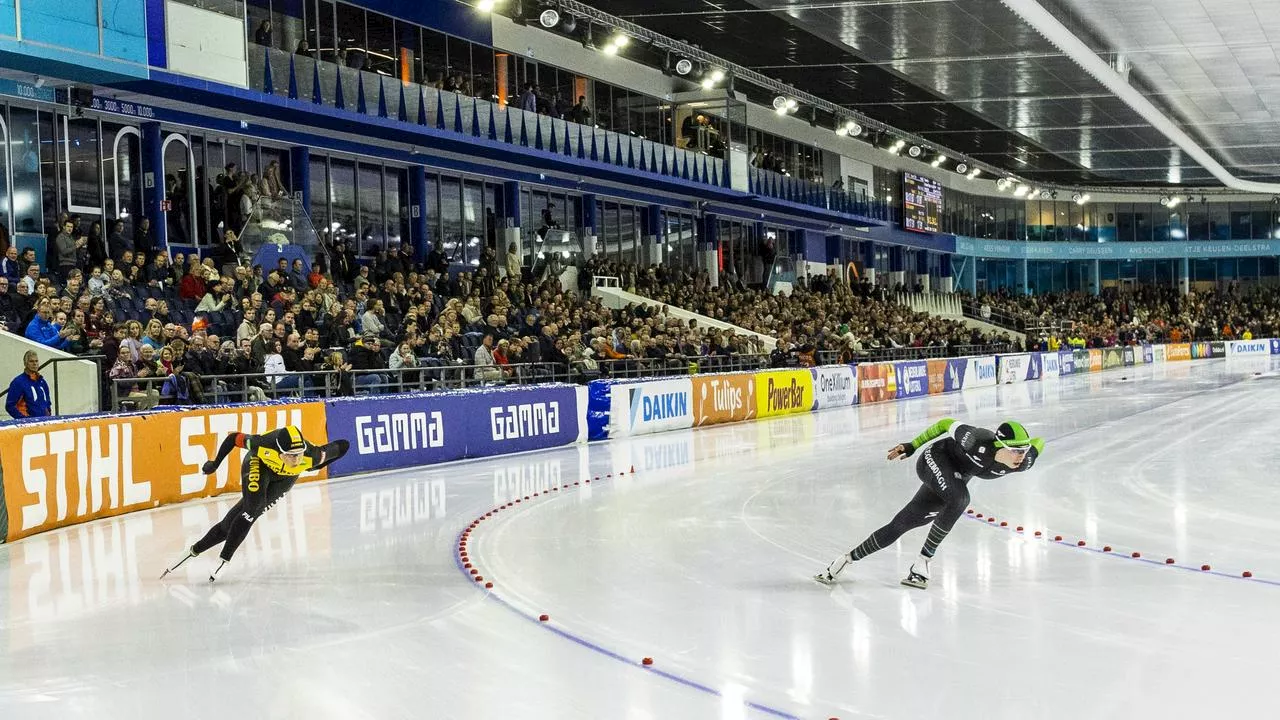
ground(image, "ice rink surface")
xmin=3 ymin=357 xmax=1278 ymax=720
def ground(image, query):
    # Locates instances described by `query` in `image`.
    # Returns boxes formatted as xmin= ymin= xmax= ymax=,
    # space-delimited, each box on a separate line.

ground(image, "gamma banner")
xmin=0 ymin=402 xmax=328 ymax=543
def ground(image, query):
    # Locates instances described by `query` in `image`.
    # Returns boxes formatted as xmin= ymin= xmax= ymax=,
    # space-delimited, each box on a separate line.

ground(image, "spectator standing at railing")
xmin=323 ymin=351 xmax=354 ymax=397
xmin=134 ymin=217 xmax=154 ymax=258
xmin=5 ymin=350 xmax=51 ymax=419
xmin=520 ymin=84 xmax=537 ymax=113
xmin=254 ymin=20 xmax=272 ymax=47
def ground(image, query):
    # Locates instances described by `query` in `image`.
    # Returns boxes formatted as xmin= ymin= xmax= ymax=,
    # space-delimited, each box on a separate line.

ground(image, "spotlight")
xmin=1013 ymin=184 xmax=1030 ymax=197
xmin=477 ymin=0 xmax=497 ymax=11
xmin=935 ymin=154 xmax=947 ymax=164
xmin=603 ymin=43 xmax=619 ymax=55
xmin=1073 ymin=193 xmax=1090 ymax=205
xmin=611 ymin=33 xmax=629 ymax=48
xmin=709 ymin=68 xmax=725 ymax=83
xmin=1039 ymin=189 xmax=1052 ymax=199
xmin=908 ymin=145 xmax=922 ymax=158
xmin=967 ymin=168 xmax=980 ymax=179
xmin=887 ymin=139 xmax=906 ymax=155
xmin=1166 ymin=195 xmax=1180 ymax=208
xmin=674 ymin=58 xmax=693 ymax=76
xmin=539 ymin=8 xmax=560 ymax=27
xmin=996 ymin=178 xmax=1012 ymax=191
xmin=560 ymin=14 xmax=576 ymax=32
xmin=701 ymin=77 xmax=714 ymax=89
xmin=835 ymin=119 xmax=861 ymax=137
xmin=1159 ymin=195 xmax=1170 ymax=207
xmin=956 ymin=163 xmax=969 ymax=175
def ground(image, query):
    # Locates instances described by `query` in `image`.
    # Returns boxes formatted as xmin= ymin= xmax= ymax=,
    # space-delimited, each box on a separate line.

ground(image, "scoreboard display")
xmin=902 ymin=172 xmax=942 ymax=233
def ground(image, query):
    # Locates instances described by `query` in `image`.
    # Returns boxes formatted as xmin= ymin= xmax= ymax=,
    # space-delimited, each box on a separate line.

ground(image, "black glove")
xmin=898 ymin=442 xmax=917 ymax=458
xmin=201 ymin=460 xmax=219 ymax=475
xmin=312 ymin=439 xmax=350 ymax=471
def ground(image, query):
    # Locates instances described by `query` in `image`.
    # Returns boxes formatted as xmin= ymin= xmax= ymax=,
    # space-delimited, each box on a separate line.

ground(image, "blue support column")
xmin=939 ymin=253 xmax=954 ymax=293
xmin=1017 ymin=258 xmax=1029 ymax=295
xmin=288 ymin=146 xmax=310 ymax=213
xmin=643 ymin=204 xmax=663 ymax=266
xmin=915 ymin=250 xmax=930 ymax=292
xmin=889 ymin=244 xmax=905 ymax=287
xmin=409 ymin=165 xmax=428 ymax=263
xmin=860 ymin=241 xmax=877 ymax=285
xmin=140 ymin=122 xmax=166 ymax=251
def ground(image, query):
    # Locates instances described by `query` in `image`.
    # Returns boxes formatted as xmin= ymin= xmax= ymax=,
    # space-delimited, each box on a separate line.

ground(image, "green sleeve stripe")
xmin=910 ymin=418 xmax=955 ymax=449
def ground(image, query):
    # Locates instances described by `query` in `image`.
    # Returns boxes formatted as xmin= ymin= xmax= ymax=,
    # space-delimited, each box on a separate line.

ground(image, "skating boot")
xmin=814 ymin=552 xmax=852 ymax=586
xmin=900 ymin=554 xmax=931 ymax=589
xmin=159 ymin=546 xmax=199 ymax=579
xmin=209 ymin=560 xmax=229 ymax=583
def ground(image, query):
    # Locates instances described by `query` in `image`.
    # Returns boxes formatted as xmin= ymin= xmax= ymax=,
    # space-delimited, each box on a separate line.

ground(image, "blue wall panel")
xmin=21 ymin=0 xmax=100 ymax=54
xmin=358 ymin=0 xmax=491 ymax=45
xmin=0 ymin=1 xmax=16 ymax=38
xmin=101 ymin=0 xmax=148 ymax=64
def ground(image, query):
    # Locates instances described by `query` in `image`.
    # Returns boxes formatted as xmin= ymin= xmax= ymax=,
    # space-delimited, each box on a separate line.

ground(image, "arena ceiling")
xmin=583 ymin=0 xmax=1280 ymax=189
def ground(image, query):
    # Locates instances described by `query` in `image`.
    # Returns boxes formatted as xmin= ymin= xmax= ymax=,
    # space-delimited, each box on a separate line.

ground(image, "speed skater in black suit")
xmin=815 ymin=418 xmax=1044 ymax=590
xmin=160 ymin=425 xmax=349 ymax=582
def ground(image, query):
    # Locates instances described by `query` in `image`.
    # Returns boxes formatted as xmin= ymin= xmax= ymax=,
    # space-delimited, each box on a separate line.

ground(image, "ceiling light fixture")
xmin=477 ymin=0 xmax=497 ymax=12
xmin=539 ymin=8 xmax=560 ymax=27
xmin=908 ymin=145 xmax=922 ymax=158
xmin=967 ymin=168 xmax=981 ymax=179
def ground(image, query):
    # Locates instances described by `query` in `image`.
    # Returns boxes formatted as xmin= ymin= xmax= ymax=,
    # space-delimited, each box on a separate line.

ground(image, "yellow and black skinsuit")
xmin=192 ymin=426 xmax=346 ymax=563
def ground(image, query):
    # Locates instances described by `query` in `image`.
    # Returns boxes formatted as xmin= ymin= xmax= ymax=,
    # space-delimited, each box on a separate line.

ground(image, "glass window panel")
xmin=440 ymin=176 xmax=463 ymax=265
xmin=316 ymin=0 xmax=337 ymax=63
xmin=357 ymin=161 xmax=383 ymax=255
xmin=421 ymin=29 xmax=448 ymax=87
xmin=426 ymin=172 xmax=441 ymax=260
xmin=447 ymin=36 xmax=472 ymax=95
xmin=385 ymin=167 xmax=404 ymax=252
xmin=365 ymin=12 xmax=396 ymax=77
xmin=308 ymin=155 xmax=328 ymax=241
xmin=1230 ymin=204 xmax=1251 ymax=239
xmin=335 ymin=4 xmax=367 ymax=70
xmin=328 ymin=158 xmax=356 ymax=249
xmin=462 ymin=180 xmax=483 ymax=264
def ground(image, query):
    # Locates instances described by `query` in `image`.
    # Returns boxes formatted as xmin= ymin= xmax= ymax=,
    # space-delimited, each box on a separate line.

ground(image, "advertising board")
xmin=857 ymin=363 xmax=897 ymax=403
xmin=324 ymin=385 xmax=582 ymax=476
xmin=810 ymin=366 xmax=857 ymax=410
xmin=0 ymin=402 xmax=328 ymax=543
xmin=612 ymin=378 xmax=694 ymax=437
xmin=1166 ymin=343 xmax=1191 ymax=361
xmin=1226 ymin=340 xmax=1270 ymax=356
xmin=692 ymin=373 xmax=757 ymax=426
xmin=755 ymin=370 xmax=814 ymax=418
xmin=893 ymin=360 xmax=930 ymax=399
xmin=964 ymin=356 xmax=997 ymax=388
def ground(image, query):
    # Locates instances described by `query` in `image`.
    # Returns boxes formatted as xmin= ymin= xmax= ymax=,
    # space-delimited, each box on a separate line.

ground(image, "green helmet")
xmin=995 ymin=420 xmax=1032 ymax=447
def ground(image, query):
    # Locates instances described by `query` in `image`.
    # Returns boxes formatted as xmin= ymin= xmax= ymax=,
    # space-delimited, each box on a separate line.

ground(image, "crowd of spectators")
xmin=592 ymin=260 xmax=1017 ymax=364
xmin=20 ymin=209 xmax=1280 ymax=419
xmin=974 ymin=283 xmax=1280 ymax=349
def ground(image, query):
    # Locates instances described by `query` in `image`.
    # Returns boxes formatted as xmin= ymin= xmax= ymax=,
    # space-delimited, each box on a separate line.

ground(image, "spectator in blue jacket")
xmin=0 ymin=245 xmax=20 ymax=284
xmin=6 ymin=350 xmax=51 ymax=419
xmin=25 ymin=298 xmax=74 ymax=351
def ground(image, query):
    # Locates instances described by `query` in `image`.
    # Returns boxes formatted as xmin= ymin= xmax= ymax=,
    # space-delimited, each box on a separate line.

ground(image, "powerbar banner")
xmin=0 ymin=402 xmax=328 ymax=543
xmin=755 ymin=370 xmax=815 ymax=418
xmin=324 ymin=385 xmax=582 ymax=476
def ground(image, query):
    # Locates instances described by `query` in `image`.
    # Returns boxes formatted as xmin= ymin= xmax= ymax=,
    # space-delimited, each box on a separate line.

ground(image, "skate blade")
xmin=900 ymin=576 xmax=928 ymax=590
xmin=159 ymin=553 xmax=195 ymax=580
xmin=813 ymin=573 xmax=838 ymax=586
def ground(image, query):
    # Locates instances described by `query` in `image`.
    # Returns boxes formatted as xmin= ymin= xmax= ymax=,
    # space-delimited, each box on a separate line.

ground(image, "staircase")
xmin=904 ymin=293 xmax=1021 ymax=339
xmin=589 ymin=277 xmax=777 ymax=347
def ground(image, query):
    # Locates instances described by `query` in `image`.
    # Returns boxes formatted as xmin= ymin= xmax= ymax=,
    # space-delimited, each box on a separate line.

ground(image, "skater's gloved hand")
xmin=887 ymin=443 xmax=915 ymax=461
xmin=201 ymin=460 xmax=218 ymax=475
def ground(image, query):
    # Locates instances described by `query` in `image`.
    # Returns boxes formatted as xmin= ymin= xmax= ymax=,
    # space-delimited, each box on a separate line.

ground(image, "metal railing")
xmin=815 ymin=344 xmax=1014 ymax=365
xmin=248 ymin=43 xmax=727 ymax=189
xmin=592 ymin=353 xmax=772 ymax=379
xmin=960 ymin=298 xmax=1030 ymax=332
xmin=108 ymin=362 xmax=573 ymax=411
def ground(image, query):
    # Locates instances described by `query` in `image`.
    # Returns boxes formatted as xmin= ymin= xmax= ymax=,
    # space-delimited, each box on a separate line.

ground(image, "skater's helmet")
xmin=995 ymin=420 xmax=1032 ymax=448
xmin=276 ymin=425 xmax=307 ymax=458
